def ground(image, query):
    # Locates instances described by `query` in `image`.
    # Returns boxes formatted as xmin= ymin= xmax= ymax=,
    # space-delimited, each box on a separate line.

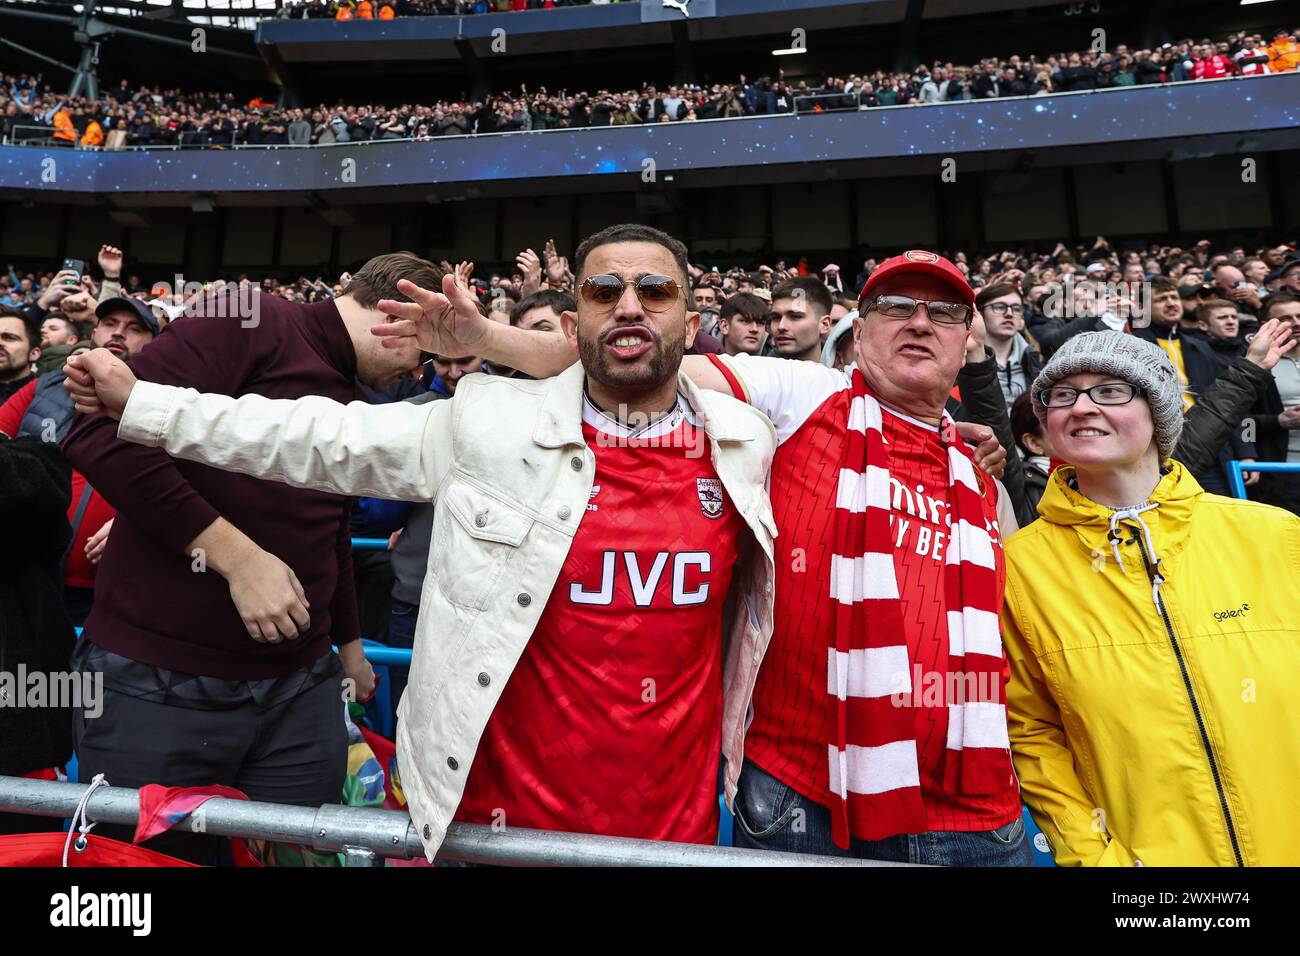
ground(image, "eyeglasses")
xmin=983 ymin=302 xmax=1025 ymax=317
xmin=1039 ymin=382 xmax=1145 ymax=408
xmin=865 ymin=294 xmax=972 ymax=327
xmin=579 ymin=274 xmax=681 ymax=313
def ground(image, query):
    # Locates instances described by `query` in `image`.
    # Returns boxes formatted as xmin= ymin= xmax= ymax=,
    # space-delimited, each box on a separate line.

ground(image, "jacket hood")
xmin=1035 ymin=459 xmax=1204 ymax=560
xmin=1000 ymin=332 xmax=1032 ymax=367
xmin=820 ymin=312 xmax=858 ymax=367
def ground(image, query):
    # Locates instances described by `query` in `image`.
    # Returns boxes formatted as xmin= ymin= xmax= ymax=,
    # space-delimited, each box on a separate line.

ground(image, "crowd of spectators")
xmin=285 ymin=0 xmax=591 ymax=17
xmin=5 ymin=229 xmax=1300 ymax=519
xmin=5 ymin=232 xmax=1299 ymax=513
xmin=3 ymin=26 xmax=1295 ymax=149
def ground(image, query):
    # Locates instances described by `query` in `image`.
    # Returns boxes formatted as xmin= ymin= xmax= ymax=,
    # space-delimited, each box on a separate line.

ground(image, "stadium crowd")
xmin=287 ymin=0 xmax=591 ymax=17
xmin=3 ymin=222 xmax=1299 ymax=865
xmin=2 ymin=25 xmax=1297 ymax=148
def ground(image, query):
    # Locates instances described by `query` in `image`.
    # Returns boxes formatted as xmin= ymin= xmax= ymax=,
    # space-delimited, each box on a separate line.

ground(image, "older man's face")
xmin=1242 ymin=260 xmax=1269 ymax=285
xmin=853 ymin=273 xmax=971 ymax=421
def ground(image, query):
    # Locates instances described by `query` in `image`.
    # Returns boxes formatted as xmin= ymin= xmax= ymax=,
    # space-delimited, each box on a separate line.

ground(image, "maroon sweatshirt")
xmin=63 ymin=294 xmax=361 ymax=679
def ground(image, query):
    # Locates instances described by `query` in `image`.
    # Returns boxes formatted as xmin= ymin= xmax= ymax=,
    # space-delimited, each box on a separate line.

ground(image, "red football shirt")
xmin=714 ymin=355 xmax=1021 ymax=835
xmin=455 ymin=392 xmax=744 ymax=843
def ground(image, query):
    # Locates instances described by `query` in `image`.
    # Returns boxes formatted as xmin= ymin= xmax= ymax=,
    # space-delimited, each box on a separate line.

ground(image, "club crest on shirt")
xmin=696 ymin=478 xmax=725 ymax=519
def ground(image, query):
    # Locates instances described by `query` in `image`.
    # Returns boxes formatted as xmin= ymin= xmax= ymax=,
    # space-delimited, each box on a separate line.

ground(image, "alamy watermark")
xmin=50 ymin=886 xmax=151 ymax=936
xmin=0 ymin=667 xmax=102 ymax=718
xmin=590 ymin=402 xmax=708 ymax=459
xmin=890 ymin=665 xmax=998 ymax=708
xmin=148 ymin=274 xmax=263 ymax=328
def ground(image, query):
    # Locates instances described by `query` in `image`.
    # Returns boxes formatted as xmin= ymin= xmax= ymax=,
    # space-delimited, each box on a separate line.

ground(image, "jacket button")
xmin=474 ymin=513 xmax=487 ymax=528
xmin=477 ymin=672 xmax=490 ymax=687
xmin=557 ymin=506 xmax=571 ymax=520
xmin=517 ymin=593 xmax=531 ymax=607
xmin=422 ymin=824 xmax=431 ymax=840
xmin=570 ymin=456 xmax=583 ymax=471
xmin=447 ymin=756 xmax=459 ymax=771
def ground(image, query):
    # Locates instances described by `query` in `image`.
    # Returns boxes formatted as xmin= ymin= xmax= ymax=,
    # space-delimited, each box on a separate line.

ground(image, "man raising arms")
xmin=67 ymin=225 xmax=779 ymax=860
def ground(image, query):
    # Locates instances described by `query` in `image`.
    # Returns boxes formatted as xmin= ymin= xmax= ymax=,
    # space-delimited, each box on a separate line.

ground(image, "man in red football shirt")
xmin=696 ymin=254 xmax=1029 ymax=864
xmin=436 ymin=250 xmax=1029 ymax=865
xmin=65 ymin=224 xmax=778 ymax=858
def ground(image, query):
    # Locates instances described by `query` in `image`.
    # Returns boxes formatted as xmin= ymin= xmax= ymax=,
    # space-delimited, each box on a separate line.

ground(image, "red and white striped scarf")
xmin=827 ymin=369 xmax=1012 ymax=848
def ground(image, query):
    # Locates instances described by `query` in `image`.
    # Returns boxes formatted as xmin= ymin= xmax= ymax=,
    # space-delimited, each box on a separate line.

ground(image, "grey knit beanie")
xmin=1031 ymin=331 xmax=1184 ymax=462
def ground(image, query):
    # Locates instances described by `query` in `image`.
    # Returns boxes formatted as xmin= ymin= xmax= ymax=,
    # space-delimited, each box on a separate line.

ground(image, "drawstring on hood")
xmin=1038 ymin=462 xmax=1201 ymax=615
xmin=1106 ymin=502 xmax=1164 ymax=607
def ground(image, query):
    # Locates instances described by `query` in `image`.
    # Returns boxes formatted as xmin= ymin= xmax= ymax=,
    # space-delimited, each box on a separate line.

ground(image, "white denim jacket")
xmin=118 ymin=362 xmax=778 ymax=860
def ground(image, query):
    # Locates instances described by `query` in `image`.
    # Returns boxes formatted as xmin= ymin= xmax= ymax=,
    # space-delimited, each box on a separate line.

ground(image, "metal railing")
xmin=1226 ymin=460 xmax=1300 ymax=501
xmin=0 ymin=775 xmax=892 ymax=867
xmin=0 ymin=73 xmax=1276 ymax=153
xmin=5 ymin=123 xmax=61 ymax=146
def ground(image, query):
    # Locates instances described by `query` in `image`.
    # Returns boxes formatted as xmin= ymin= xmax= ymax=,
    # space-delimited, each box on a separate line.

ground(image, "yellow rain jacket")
xmin=1001 ymin=462 xmax=1300 ymax=866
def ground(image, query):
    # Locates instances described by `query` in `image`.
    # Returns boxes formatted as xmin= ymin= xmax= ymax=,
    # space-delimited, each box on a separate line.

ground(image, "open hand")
xmin=374 ymin=273 xmax=492 ymax=357
xmin=1245 ymin=318 xmax=1295 ymax=371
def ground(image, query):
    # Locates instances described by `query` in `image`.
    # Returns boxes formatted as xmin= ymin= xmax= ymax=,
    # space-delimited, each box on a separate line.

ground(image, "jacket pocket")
xmin=432 ymin=480 xmax=535 ymax=612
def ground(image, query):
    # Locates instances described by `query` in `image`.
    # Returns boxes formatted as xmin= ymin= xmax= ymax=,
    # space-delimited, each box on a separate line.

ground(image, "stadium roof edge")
xmin=255 ymin=0 xmax=914 ymax=63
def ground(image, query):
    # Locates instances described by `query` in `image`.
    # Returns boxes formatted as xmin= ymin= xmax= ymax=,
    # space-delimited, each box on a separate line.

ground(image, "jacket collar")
xmin=1143 ymin=321 xmax=1177 ymax=342
xmin=1035 ymin=460 xmax=1202 ymax=560
xmin=532 ymin=361 xmax=758 ymax=448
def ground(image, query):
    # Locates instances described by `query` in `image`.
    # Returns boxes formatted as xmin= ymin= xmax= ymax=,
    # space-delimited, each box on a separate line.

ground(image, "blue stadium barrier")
xmin=1226 ymin=460 xmax=1300 ymax=500
xmin=356 ymin=644 xmax=412 ymax=666
xmin=717 ymin=796 xmax=734 ymax=847
xmin=1023 ymin=806 xmax=1055 ymax=867
xmin=359 ymin=638 xmax=395 ymax=739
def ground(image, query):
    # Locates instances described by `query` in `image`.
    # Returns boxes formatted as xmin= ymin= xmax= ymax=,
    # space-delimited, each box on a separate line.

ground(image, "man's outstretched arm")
xmin=370 ymin=274 xmax=1004 ymax=472
xmin=371 ymin=273 xmax=735 ymax=392
xmin=65 ymin=349 xmax=455 ymax=504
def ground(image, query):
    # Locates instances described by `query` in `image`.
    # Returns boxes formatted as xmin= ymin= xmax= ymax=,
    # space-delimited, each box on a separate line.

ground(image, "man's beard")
xmin=97 ymin=335 xmax=131 ymax=361
xmin=578 ymin=322 xmax=685 ymax=394
xmin=0 ymin=353 xmax=29 ymax=379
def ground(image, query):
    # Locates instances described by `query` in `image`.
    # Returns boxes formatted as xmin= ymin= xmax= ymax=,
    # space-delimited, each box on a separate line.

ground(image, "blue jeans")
xmin=732 ymin=760 xmax=1032 ymax=866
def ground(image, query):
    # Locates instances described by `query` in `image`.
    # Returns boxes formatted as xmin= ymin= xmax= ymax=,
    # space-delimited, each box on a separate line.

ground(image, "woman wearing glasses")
xmin=1000 ymin=331 xmax=1300 ymax=866
xmin=974 ymin=282 xmax=1043 ymax=407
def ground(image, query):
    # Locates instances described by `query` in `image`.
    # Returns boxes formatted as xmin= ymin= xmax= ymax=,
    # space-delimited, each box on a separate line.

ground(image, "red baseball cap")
xmin=857 ymin=250 xmax=975 ymax=311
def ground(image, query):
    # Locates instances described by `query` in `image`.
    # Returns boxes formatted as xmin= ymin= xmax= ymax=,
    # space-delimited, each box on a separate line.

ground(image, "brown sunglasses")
xmin=578 ymin=274 xmax=681 ymax=313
